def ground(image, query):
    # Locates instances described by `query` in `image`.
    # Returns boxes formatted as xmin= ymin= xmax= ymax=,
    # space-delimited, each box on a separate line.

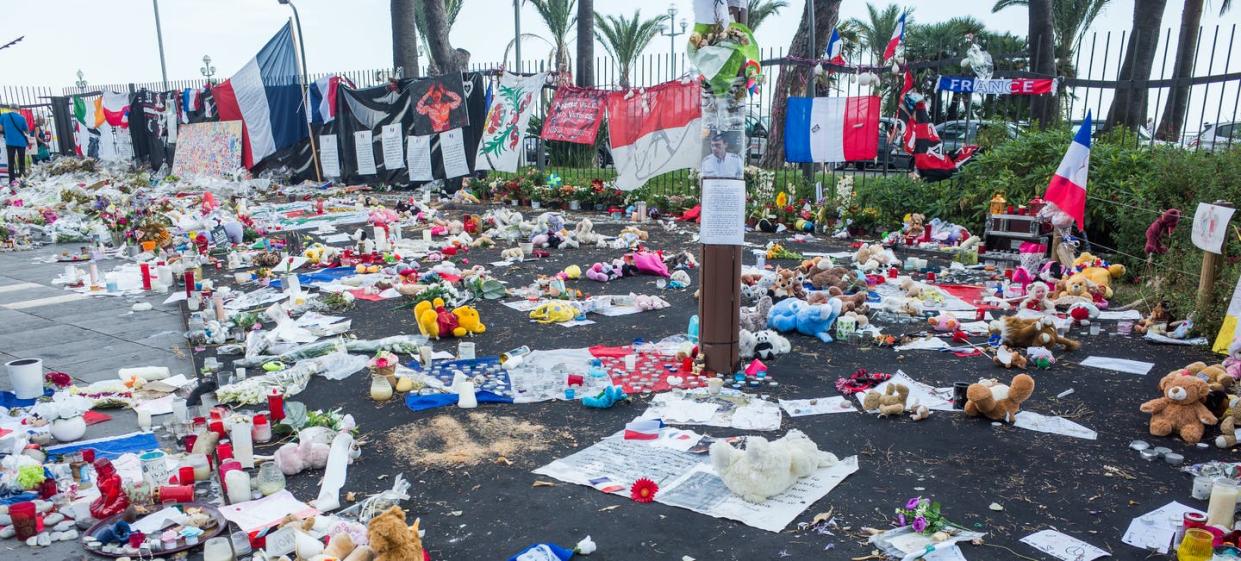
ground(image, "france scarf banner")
xmin=936 ymin=75 xmax=1058 ymax=96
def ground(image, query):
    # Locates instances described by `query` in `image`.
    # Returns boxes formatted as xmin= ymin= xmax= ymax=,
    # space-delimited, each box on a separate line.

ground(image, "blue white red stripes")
xmin=1044 ymin=111 xmax=1092 ymax=229
xmin=824 ymin=28 xmax=845 ymax=65
xmin=784 ymin=96 xmax=880 ymax=163
xmin=211 ymin=23 xmax=307 ymax=169
xmin=883 ymin=13 xmax=906 ymax=61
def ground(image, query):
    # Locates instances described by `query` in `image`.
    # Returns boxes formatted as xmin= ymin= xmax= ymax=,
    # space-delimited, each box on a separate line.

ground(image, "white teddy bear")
xmin=709 ymin=429 xmax=838 ymax=503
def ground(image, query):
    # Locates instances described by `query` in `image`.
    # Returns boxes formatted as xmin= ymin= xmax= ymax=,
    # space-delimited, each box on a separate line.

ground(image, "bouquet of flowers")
xmin=894 ymin=497 xmax=951 ymax=535
xmin=369 ymin=351 xmax=399 ymax=385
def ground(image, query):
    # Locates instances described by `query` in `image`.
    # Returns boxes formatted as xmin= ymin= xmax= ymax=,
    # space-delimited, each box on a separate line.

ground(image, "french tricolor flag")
xmin=308 ymin=76 xmax=349 ymax=125
xmin=623 ymin=419 xmax=665 ymax=441
xmin=824 ymin=27 xmax=845 ymax=65
xmin=784 ymin=96 xmax=880 ymax=163
xmin=1044 ymin=111 xmax=1092 ymax=229
xmin=212 ymin=23 xmax=307 ymax=169
xmin=883 ymin=13 xmax=906 ymax=61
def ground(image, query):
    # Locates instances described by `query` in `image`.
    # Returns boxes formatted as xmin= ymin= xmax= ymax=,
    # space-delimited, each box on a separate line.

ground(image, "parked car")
xmin=1070 ymin=119 xmax=1156 ymax=144
xmin=835 ymin=117 xmax=912 ymax=171
xmin=1190 ymin=121 xmax=1240 ymax=151
xmin=522 ymin=137 xmax=550 ymax=167
xmin=934 ymin=120 xmax=1021 ymax=153
xmin=746 ymin=114 xmax=769 ymax=163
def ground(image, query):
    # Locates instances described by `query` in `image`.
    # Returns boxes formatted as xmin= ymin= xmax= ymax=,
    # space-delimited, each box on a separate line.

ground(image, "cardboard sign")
xmin=210 ymin=226 xmax=229 ymax=248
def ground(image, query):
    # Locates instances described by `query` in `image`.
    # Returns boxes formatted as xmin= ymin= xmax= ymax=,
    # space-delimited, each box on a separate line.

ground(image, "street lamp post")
xmin=152 ymin=0 xmax=169 ymax=90
xmin=74 ymin=70 xmax=87 ymax=91
xmin=200 ymin=55 xmax=216 ymax=83
xmin=657 ymin=4 xmax=687 ymax=81
xmin=276 ymin=0 xmax=322 ymax=182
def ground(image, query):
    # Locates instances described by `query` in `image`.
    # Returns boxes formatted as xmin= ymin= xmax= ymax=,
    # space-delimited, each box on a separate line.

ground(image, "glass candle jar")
xmin=255 ymin=461 xmax=286 ymax=496
xmin=370 ymin=375 xmax=393 ymax=401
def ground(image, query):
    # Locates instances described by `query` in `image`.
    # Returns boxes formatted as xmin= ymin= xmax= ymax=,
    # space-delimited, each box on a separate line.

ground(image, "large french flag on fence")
xmin=883 ymin=13 xmax=906 ymax=61
xmin=212 ymin=23 xmax=307 ymax=169
xmin=784 ymin=96 xmax=880 ymax=163
xmin=1044 ymin=111 xmax=1092 ymax=229
xmin=606 ymin=80 xmax=702 ymax=191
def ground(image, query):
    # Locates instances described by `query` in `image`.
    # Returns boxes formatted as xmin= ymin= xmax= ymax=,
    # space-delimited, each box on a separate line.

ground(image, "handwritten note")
xmin=1192 ymin=202 xmax=1236 ymax=254
xmin=1021 ymin=529 xmax=1109 ymax=561
xmin=381 ymin=124 xmax=404 ymax=170
xmin=440 ymin=128 xmax=470 ymax=178
xmin=318 ymin=134 xmax=340 ymax=177
xmin=353 ymin=130 xmax=376 ymax=175
xmin=1122 ymin=501 xmax=1203 ymax=554
xmin=700 ymin=178 xmax=745 ymax=245
xmin=408 ymin=135 xmax=433 ymax=181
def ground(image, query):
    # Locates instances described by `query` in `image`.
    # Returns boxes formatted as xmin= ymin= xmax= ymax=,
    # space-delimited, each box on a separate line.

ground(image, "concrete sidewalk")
xmin=0 ymin=244 xmax=193 ymax=560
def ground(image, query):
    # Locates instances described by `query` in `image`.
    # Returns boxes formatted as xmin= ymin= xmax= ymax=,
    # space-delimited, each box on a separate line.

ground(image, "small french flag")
xmin=623 ymin=419 xmax=665 ymax=441
xmin=1043 ymin=111 xmax=1092 ymax=229
xmin=883 ymin=13 xmax=906 ymax=61
xmin=824 ymin=27 xmax=845 ymax=65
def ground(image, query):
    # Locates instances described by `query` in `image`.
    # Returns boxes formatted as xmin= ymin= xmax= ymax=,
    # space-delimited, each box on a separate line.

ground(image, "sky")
xmin=1 ymin=1 xmax=1239 ymax=129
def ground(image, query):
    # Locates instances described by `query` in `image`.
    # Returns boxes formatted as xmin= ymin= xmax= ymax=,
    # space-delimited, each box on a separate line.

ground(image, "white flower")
xmin=575 ymin=536 xmax=596 ymax=555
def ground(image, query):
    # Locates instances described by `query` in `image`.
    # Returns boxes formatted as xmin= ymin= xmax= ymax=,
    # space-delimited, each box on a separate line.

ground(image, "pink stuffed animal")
xmin=631 ymin=293 xmax=670 ymax=310
xmin=274 ymin=440 xmax=332 ymax=475
xmin=586 ymin=262 xmax=618 ymax=282
xmin=927 ymin=312 xmax=960 ymax=332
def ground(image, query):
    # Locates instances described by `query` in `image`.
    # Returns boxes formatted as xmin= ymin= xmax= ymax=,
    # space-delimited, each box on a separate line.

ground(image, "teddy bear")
xmin=752 ymin=329 xmax=791 ymax=360
xmin=852 ymin=243 xmax=890 ymax=271
xmin=992 ymin=345 xmax=1028 ymax=369
xmin=905 ymin=213 xmax=927 ymax=240
xmin=1215 ymin=396 xmax=1241 ymax=448
xmin=1134 ymin=300 xmax=1173 ymax=335
xmin=766 ymin=297 xmax=804 ymax=333
xmin=1144 ymin=208 xmax=1180 ymax=255
xmin=452 ymin=306 xmax=486 ymax=335
xmin=574 ymin=217 xmax=603 ymax=245
xmin=500 ymin=247 xmax=524 ymax=261
xmin=989 ymin=316 xmax=1080 ymax=351
xmin=1021 ymin=281 xmax=1055 ymax=312
xmin=810 ymin=266 xmax=856 ymax=291
xmin=841 ymin=310 xmax=869 ymax=331
xmin=1182 ymin=361 xmax=1234 ymax=417
xmin=965 ymin=374 xmax=1035 ymax=423
xmin=898 ymin=276 xmax=924 ymax=299
xmin=632 ymin=293 xmax=670 ymax=310
xmin=367 ymin=505 xmax=424 ymax=561
xmin=1072 ymin=252 xmax=1126 ymax=298
xmin=827 ymin=286 xmax=869 ymax=313
xmin=1052 ymin=274 xmax=1096 ymax=306
xmin=740 ymin=296 xmax=773 ymax=333
xmin=770 ymin=267 xmax=807 ymax=300
xmin=795 ymin=297 xmax=843 ymax=343
xmin=274 ymin=440 xmax=332 ymax=475
xmin=413 ymin=298 xmax=465 ymax=339
xmin=619 ymin=225 xmax=648 ymax=241
xmin=1140 ymin=371 xmax=1217 ymax=444
xmin=862 ymin=383 xmax=909 ymax=416
xmin=709 ymin=429 xmax=839 ymax=503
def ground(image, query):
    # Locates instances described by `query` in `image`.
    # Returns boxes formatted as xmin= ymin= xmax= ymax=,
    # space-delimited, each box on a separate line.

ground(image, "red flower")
xmin=630 ymin=478 xmax=658 ymax=503
xmin=44 ymin=371 xmax=71 ymax=388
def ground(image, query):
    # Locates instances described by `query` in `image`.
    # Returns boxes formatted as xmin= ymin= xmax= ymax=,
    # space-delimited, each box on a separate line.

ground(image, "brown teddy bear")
xmin=1134 ymin=300 xmax=1173 ymax=334
xmin=988 ymin=316 xmax=1080 ymax=351
xmin=1140 ymin=372 xmax=1217 ymax=444
xmin=367 ymin=505 xmax=424 ymax=561
xmin=1183 ymin=361 xmax=1233 ymax=393
xmin=827 ymin=286 xmax=869 ymax=313
xmin=1214 ymin=396 xmax=1241 ymax=449
xmin=771 ymin=267 xmax=806 ymax=300
xmin=992 ymin=345 xmax=1028 ymax=369
xmin=862 ymin=384 xmax=909 ymax=417
xmin=965 ymin=374 xmax=1035 ymax=423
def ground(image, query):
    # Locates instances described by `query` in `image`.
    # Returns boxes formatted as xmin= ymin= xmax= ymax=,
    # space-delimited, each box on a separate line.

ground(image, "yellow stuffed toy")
xmin=453 ymin=306 xmax=486 ymax=335
xmin=530 ymin=301 xmax=578 ymax=324
xmin=413 ymin=298 xmax=442 ymax=338
xmin=1072 ymin=252 xmax=1126 ymax=298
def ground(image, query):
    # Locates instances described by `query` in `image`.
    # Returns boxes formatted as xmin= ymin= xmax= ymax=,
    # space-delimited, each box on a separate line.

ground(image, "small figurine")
xmin=89 ymin=458 xmax=130 ymax=520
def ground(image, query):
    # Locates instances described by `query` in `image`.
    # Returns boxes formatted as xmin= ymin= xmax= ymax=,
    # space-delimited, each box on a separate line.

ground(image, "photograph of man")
xmin=700 ymin=131 xmax=743 ymax=179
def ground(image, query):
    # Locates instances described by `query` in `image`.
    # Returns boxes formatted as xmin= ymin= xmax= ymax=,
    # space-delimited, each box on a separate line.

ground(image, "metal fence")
xmin=2 ymin=23 xmax=1238 ymax=201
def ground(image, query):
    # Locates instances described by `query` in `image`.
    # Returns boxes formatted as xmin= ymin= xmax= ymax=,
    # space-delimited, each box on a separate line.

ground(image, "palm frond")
xmin=746 ymin=0 xmax=789 ymax=31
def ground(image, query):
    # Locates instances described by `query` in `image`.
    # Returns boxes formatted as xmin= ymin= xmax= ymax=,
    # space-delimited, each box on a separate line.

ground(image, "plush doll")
xmin=898 ymin=277 xmax=924 ymax=299
xmin=905 ymin=213 xmax=926 ymax=240
xmin=1215 ymin=396 xmax=1241 ymax=448
xmin=582 ymin=385 xmax=629 ymax=408
xmin=1182 ymin=361 xmax=1234 ymax=393
xmin=993 ymin=345 xmax=1028 ymax=369
xmin=1022 ymin=281 xmax=1055 ymax=312
xmin=989 ymin=316 xmax=1081 ymax=351
xmin=558 ymin=230 xmax=580 ymax=249
xmin=795 ymin=297 xmax=843 ymax=343
xmin=452 ymin=306 xmax=486 ymax=335
xmin=274 ymin=440 xmax=332 ymax=475
xmin=500 ymin=247 xmax=524 ymax=261
xmin=585 ymin=262 xmax=617 ymax=282
xmin=1067 ymin=301 xmax=1100 ymax=325
xmin=1011 ymin=266 xmax=1034 ymax=295
xmin=965 ymin=374 xmax=1035 ymax=423
xmin=771 ymin=267 xmax=807 ymax=300
xmin=827 ymin=286 xmax=869 ymax=313
xmin=766 ymin=297 xmax=804 ymax=333
xmin=1052 ymin=275 xmax=1095 ymax=307
xmin=752 ymin=329 xmax=791 ymax=360
xmin=709 ymin=429 xmax=838 ymax=503
xmin=1225 ymin=334 xmax=1241 ymax=380
xmin=574 ymin=218 xmax=603 ymax=245
xmin=852 ymin=243 xmax=890 ymax=271
xmin=739 ymin=329 xmax=758 ymax=359
xmin=1072 ymin=253 xmax=1126 ymax=298
xmin=412 ymin=300 xmax=441 ymax=338
xmin=367 ymin=506 xmax=424 ymax=561
xmin=1140 ymin=371 xmax=1217 ymax=444
xmin=632 ymin=293 xmax=671 ymax=310
xmin=862 ymin=384 xmax=909 ymax=416
xmin=927 ymin=313 xmax=960 ymax=332
xmin=619 ymin=225 xmax=648 ymax=241
xmin=740 ymin=296 xmax=773 ymax=332
xmin=1134 ymin=301 xmax=1173 ymax=335
xmin=1144 ymin=208 xmax=1181 ymax=255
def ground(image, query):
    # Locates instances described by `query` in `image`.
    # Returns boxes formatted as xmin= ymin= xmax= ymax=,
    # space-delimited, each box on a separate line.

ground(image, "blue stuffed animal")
xmin=582 ymin=385 xmax=629 ymax=408
xmin=796 ymin=297 xmax=843 ymax=342
xmin=766 ymin=297 xmax=804 ymax=333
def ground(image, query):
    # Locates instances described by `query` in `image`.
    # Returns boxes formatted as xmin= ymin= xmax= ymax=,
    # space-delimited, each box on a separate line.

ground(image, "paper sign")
xmin=353 ymin=130 xmax=377 ymax=175
xmin=1080 ymin=356 xmax=1154 ymax=376
xmin=263 ymin=526 xmax=297 ymax=556
xmin=779 ymin=396 xmax=856 ymax=416
xmin=408 ymin=135 xmax=433 ymax=181
xmin=210 ymin=226 xmax=229 ymax=247
xmin=1122 ymin=502 xmax=1203 ymax=553
xmin=1014 ymin=411 xmax=1097 ymax=440
xmin=700 ymin=178 xmax=746 ymax=245
xmin=1192 ymin=202 xmax=1235 ymax=254
xmin=319 ymin=134 xmax=340 ymax=177
xmin=381 ymin=124 xmax=404 ymax=170
xmin=440 ymin=128 xmax=470 ymax=178
xmin=1021 ymin=529 xmax=1109 ymax=561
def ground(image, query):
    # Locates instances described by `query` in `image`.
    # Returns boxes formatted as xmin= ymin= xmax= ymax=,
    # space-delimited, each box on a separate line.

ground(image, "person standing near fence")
xmin=30 ymin=117 xmax=51 ymax=164
xmin=0 ymin=110 xmax=29 ymax=182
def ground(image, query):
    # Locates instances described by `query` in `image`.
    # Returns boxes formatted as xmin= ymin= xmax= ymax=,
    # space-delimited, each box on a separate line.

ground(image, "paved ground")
xmin=0 ymin=243 xmax=189 ymax=560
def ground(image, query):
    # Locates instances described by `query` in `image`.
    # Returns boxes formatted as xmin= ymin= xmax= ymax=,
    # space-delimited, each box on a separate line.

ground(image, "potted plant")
xmin=369 ymin=351 xmax=399 ymax=387
xmin=31 ymin=388 xmax=93 ymax=443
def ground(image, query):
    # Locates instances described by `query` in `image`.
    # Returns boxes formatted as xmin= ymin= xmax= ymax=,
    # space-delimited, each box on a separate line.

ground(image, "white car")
xmin=1190 ymin=122 xmax=1240 ymax=152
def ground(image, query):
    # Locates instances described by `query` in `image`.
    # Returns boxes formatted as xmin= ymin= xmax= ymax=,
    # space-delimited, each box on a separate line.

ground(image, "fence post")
xmin=1198 ymin=200 xmax=1234 ymax=312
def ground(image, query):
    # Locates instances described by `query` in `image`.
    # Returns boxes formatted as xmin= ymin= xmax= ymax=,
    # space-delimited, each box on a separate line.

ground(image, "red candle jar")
xmin=1185 ymin=511 xmax=1208 ymax=530
xmin=887 ymin=267 xmax=898 ymax=279
xmin=183 ymin=434 xmax=198 ymax=453
xmin=681 ymin=356 xmax=693 ymax=373
xmin=252 ymin=413 xmax=271 ymax=443
xmin=184 ymin=270 xmax=194 ymax=298
xmin=128 ymin=531 xmax=146 ymax=548
xmin=925 ymin=272 xmax=937 ymax=283
xmin=218 ymin=460 xmax=241 ymax=494
xmin=208 ymin=419 xmax=226 ymax=439
xmin=82 ymin=449 xmax=95 ymax=463
xmin=140 ymin=263 xmax=152 ymax=290
xmin=216 ymin=441 xmax=234 ymax=463
xmin=178 ymin=466 xmax=196 ymax=485
xmin=158 ymin=485 xmax=195 ymax=504
xmin=10 ymin=501 xmax=38 ymax=540
xmin=566 ymin=374 xmax=584 ymax=387
xmin=268 ymin=388 xmax=285 ymax=423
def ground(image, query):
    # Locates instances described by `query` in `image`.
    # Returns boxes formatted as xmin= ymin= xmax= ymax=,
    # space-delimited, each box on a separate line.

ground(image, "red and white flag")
xmin=623 ymin=419 xmax=664 ymax=441
xmin=883 ymin=13 xmax=907 ymax=61
xmin=606 ymin=81 xmax=702 ymax=191
xmin=1044 ymin=111 xmax=1092 ymax=229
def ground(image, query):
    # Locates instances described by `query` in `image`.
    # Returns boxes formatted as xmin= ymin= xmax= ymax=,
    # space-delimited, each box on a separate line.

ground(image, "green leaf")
xmin=479 ymin=279 xmax=507 ymax=300
xmin=281 ymin=401 xmax=308 ymax=431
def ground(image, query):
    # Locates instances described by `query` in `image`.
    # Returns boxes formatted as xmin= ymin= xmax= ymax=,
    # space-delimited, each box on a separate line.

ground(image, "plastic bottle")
xmin=588 ymin=359 xmax=609 ymax=384
xmin=688 ymin=315 xmax=700 ymax=345
xmin=500 ymin=345 xmax=531 ymax=365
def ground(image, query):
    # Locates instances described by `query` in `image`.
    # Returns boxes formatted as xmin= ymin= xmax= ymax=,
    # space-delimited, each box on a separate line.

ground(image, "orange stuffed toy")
xmin=988 ymin=316 xmax=1080 ymax=351
xmin=964 ymin=374 xmax=1035 ymax=423
xmin=1139 ymin=371 xmax=1217 ymax=444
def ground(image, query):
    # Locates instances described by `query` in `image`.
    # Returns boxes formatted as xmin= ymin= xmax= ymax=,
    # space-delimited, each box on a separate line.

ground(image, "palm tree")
xmin=993 ymin=0 xmax=1110 ymax=63
xmin=593 ymin=10 xmax=669 ymax=88
xmin=845 ymin=3 xmax=912 ymax=63
xmin=391 ymin=0 xmax=421 ymax=78
xmin=1028 ymin=0 xmax=1058 ymax=128
xmin=746 ymin=0 xmax=789 ymax=32
xmin=530 ymin=0 xmax=577 ymax=80
xmin=1156 ymin=0 xmax=1203 ymax=140
xmin=760 ymin=0 xmax=843 ymax=168
xmin=1105 ymin=0 xmax=1168 ymax=132
xmin=418 ymin=0 xmax=462 ymax=74
xmin=415 ymin=0 xmax=464 ymax=74
xmin=576 ymin=0 xmax=594 ymax=87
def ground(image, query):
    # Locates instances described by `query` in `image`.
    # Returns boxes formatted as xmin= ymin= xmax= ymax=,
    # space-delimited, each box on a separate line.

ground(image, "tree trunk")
xmin=420 ymin=0 xmax=460 ymax=75
xmin=1156 ymin=0 xmax=1203 ymax=141
xmin=576 ymin=0 xmax=594 ymax=87
xmin=1028 ymin=0 xmax=1059 ymax=129
xmin=391 ymin=0 xmax=421 ymax=78
xmin=760 ymin=0 xmax=842 ymax=168
xmin=1105 ymin=0 xmax=1168 ymax=132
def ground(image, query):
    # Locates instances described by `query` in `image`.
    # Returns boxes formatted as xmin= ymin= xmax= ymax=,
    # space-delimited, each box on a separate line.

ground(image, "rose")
xmin=912 ymin=516 xmax=928 ymax=533
xmin=574 ymin=536 xmax=596 ymax=555
xmin=905 ymin=497 xmax=921 ymax=510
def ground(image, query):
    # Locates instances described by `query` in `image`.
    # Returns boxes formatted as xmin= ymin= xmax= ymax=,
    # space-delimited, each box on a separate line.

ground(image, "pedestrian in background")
xmin=1 ymin=110 xmax=30 ymax=182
